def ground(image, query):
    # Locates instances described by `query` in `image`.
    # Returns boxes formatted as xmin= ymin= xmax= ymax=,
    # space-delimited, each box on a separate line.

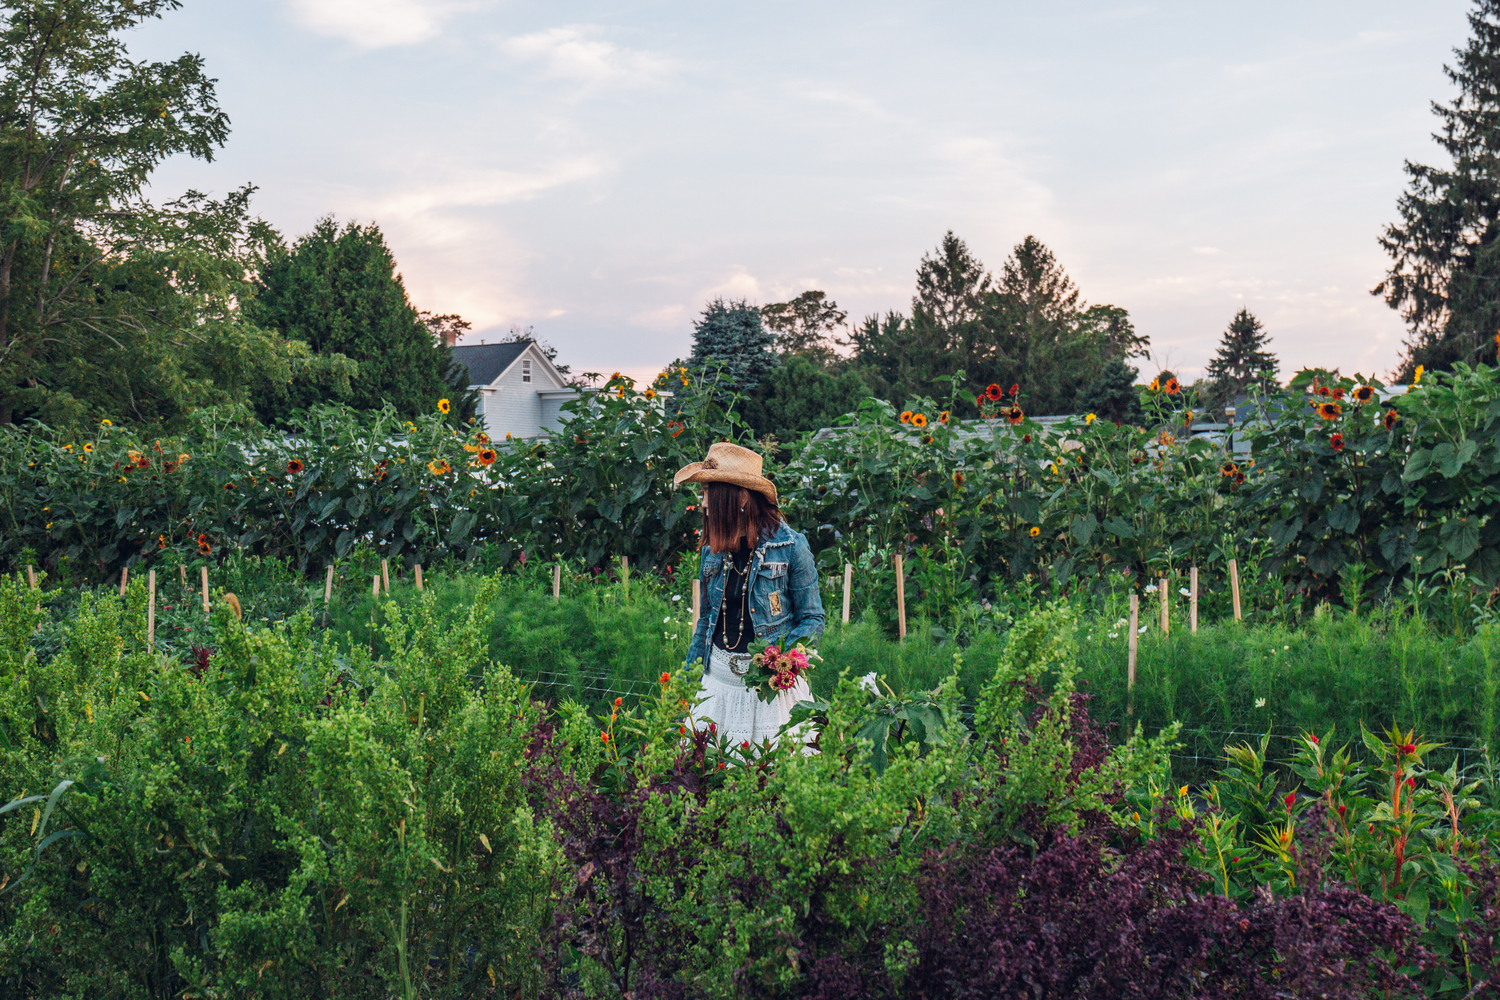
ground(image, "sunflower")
xmin=1022 ymin=433 xmax=1032 ymax=444
xmin=438 ymin=398 xmax=451 ymax=414
xmin=1085 ymin=413 xmax=1096 ymax=424
xmin=1158 ymin=432 xmax=1176 ymax=446
xmin=1414 ymin=365 xmax=1424 ymax=385
xmin=922 ymin=434 xmax=934 ymax=444
xmin=286 ymin=459 xmax=305 ymax=475
xmin=1383 ymin=409 xmax=1399 ymax=431
xmin=127 ymin=449 xmax=143 ymax=464
xmin=197 ymin=533 xmax=211 ymax=555
xmin=135 ymin=455 xmax=150 ymax=469
xmin=1163 ymin=377 xmax=1181 ymax=395
xmin=157 ymin=534 xmax=167 ymax=550
xmin=162 ymin=461 xmax=177 ymax=474
xmin=1232 ymin=471 xmax=1246 ymax=486
xmin=666 ymin=421 xmax=683 ymax=437
xmin=1006 ymin=407 xmax=1025 ymax=425
xmin=644 ymin=388 xmax=657 ymax=400
xmin=980 ymin=383 xmax=999 ymax=401
xmin=899 ymin=410 xmax=913 ymax=424
xmin=477 ymin=448 xmax=497 ymax=466
xmin=1353 ymin=385 xmax=1375 ymax=404
xmin=1315 ymin=385 xmax=1331 ymax=398
xmin=100 ymin=418 xmax=112 ymax=426
xmin=911 ymin=412 xmax=928 ymax=428
xmin=1149 ymin=378 xmax=1160 ymax=392
xmin=1029 ymin=526 xmax=1041 ymax=537
xmin=1316 ymin=401 xmax=1342 ymax=420
xmin=953 ymin=471 xmax=965 ymax=486
xmin=82 ymin=442 xmax=94 ymax=453
xmin=974 ymin=394 xmax=988 ymax=409
xmin=1330 ymin=433 xmax=1345 ymax=452
xmin=475 ymin=431 xmax=490 ymax=445
xmin=428 ymin=459 xmax=451 ymax=476
xmin=1220 ymin=461 xmax=1239 ymax=477
xmin=223 ymin=481 xmax=235 ymax=491
xmin=938 ymin=410 xmax=950 ymax=424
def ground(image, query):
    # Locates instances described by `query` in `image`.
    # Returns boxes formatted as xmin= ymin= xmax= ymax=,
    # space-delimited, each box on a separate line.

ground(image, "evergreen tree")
xmin=247 ymin=218 xmax=474 ymax=422
xmin=913 ymin=231 xmax=992 ymax=331
xmin=1075 ymin=358 xmax=1143 ymax=425
xmin=1204 ymin=308 xmax=1279 ymax=408
xmin=740 ymin=353 xmax=871 ymax=442
xmin=687 ymin=297 xmax=779 ymax=398
xmin=1376 ymin=0 xmax=1500 ymax=379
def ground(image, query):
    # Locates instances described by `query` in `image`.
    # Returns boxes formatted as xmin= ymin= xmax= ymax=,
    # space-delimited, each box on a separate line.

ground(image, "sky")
xmin=132 ymin=0 xmax=1474 ymax=384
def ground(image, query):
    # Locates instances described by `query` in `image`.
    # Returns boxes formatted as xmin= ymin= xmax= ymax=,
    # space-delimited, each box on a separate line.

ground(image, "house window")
xmin=522 ymin=358 xmax=532 ymax=383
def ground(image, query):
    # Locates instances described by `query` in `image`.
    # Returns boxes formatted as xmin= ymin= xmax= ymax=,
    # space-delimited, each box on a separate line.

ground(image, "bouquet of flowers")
xmin=748 ymin=638 xmax=822 ymax=704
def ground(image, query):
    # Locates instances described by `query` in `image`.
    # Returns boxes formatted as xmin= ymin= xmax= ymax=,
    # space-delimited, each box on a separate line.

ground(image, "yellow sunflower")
xmin=428 ymin=459 xmax=451 ymax=476
xmin=912 ymin=413 xmax=928 ymax=428
xmin=1029 ymin=526 xmax=1041 ymax=537
xmin=438 ymin=398 xmax=451 ymax=414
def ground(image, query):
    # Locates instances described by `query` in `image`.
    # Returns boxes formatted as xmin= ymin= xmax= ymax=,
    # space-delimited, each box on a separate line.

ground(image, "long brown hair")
xmin=702 ymin=482 xmax=782 ymax=553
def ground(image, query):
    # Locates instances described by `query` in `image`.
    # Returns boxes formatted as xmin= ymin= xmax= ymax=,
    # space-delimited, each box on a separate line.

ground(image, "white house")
xmin=451 ymin=340 xmax=576 ymax=439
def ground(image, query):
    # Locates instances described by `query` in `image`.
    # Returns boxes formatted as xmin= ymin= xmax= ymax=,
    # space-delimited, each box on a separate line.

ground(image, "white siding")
xmin=473 ymin=344 xmax=572 ymax=439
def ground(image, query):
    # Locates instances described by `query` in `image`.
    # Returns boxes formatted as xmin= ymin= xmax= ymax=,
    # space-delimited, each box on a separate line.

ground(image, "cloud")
xmin=496 ymin=26 xmax=672 ymax=86
xmin=1193 ymin=246 xmax=1223 ymax=255
xmin=368 ymin=158 xmax=607 ymax=227
xmin=286 ymin=0 xmax=477 ymax=48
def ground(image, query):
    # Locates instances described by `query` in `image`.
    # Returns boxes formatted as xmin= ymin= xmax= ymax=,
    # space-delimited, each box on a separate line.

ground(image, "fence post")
xmin=842 ymin=562 xmax=853 ymax=624
xmin=1159 ymin=576 xmax=1169 ymax=636
xmin=119 ymin=566 xmax=128 ymax=596
xmin=1128 ymin=593 xmax=1139 ymax=717
xmin=200 ymin=566 xmax=210 ymax=616
xmin=894 ymin=554 xmax=907 ymax=640
xmin=552 ymin=563 xmax=561 ymax=602
xmin=147 ymin=569 xmax=156 ymax=649
xmin=1190 ymin=566 xmax=1199 ymax=634
xmin=691 ymin=578 xmax=701 ymax=632
xmin=381 ymin=559 xmax=390 ymax=594
xmin=1229 ymin=559 xmax=1243 ymax=621
xmin=415 ymin=563 xmax=425 ymax=591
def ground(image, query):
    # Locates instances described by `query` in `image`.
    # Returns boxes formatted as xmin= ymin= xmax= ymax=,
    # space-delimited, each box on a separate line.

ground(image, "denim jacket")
xmin=685 ymin=521 xmax=825 ymax=668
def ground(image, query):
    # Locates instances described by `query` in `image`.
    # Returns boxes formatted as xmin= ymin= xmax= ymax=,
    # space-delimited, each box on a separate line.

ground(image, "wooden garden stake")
xmin=1128 ymin=593 xmax=1139 ymax=716
xmin=201 ymin=566 xmax=210 ymax=615
xmin=179 ymin=565 xmax=187 ymax=590
xmin=552 ymin=563 xmax=560 ymax=601
xmin=147 ymin=570 xmax=156 ymax=648
xmin=894 ymin=554 xmax=907 ymax=640
xmin=1229 ymin=559 xmax=1243 ymax=621
xmin=119 ymin=566 xmax=128 ymax=596
xmin=621 ymin=556 xmax=630 ymax=596
xmin=691 ymin=578 xmax=701 ymax=632
xmin=1159 ymin=576 xmax=1169 ymax=636
xmin=415 ymin=563 xmax=425 ymax=591
xmin=324 ymin=565 xmax=335 ymax=605
xmin=381 ymin=559 xmax=390 ymax=594
xmin=842 ymin=562 xmax=853 ymax=624
xmin=372 ymin=574 xmax=380 ymax=599
xmin=1190 ymin=566 xmax=1199 ymax=634
xmin=26 ymin=565 xmax=36 ymax=589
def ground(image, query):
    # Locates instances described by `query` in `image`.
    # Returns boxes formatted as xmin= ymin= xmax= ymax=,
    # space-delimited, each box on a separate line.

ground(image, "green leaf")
xmin=1441 ymin=516 xmax=1481 ymax=561
xmin=1102 ymin=516 xmax=1135 ymax=539
xmin=1403 ymin=447 xmax=1434 ymax=481
xmin=1326 ymin=503 xmax=1359 ymax=534
xmin=1268 ymin=516 xmax=1303 ymax=548
xmin=1070 ymin=513 xmax=1098 ymax=545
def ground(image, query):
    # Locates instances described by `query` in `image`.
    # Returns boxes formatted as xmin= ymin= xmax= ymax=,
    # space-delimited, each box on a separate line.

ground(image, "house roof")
xmin=451 ymin=341 xmax=532 ymax=387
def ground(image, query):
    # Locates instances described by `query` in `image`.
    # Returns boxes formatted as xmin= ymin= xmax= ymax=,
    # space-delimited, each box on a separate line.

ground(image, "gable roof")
xmin=450 ymin=341 xmax=532 ymax=386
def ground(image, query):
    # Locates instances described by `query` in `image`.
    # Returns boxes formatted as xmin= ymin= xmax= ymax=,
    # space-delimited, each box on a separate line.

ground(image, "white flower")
xmin=1108 ymin=632 xmax=1120 ymax=639
xmin=1115 ymin=618 xmax=1128 ymax=628
xmin=672 ymin=594 xmax=682 ymax=602
xmin=1283 ymin=645 xmax=1290 ymax=650
xmin=1138 ymin=625 xmax=1148 ymax=634
xmin=1144 ymin=584 xmax=1158 ymax=593
xmin=1179 ymin=587 xmax=1192 ymax=597
xmin=858 ymin=672 xmax=880 ymax=694
xmin=663 ymin=617 xmax=672 ymax=624
xmin=1255 ymin=698 xmax=1267 ymax=708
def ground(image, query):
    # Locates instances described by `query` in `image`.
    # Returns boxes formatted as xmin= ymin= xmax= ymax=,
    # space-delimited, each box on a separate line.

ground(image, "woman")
xmin=675 ymin=442 xmax=825 ymax=746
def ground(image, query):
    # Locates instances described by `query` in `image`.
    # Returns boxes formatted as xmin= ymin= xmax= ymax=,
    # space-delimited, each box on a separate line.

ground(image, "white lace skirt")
xmin=691 ymin=646 xmax=813 ymax=749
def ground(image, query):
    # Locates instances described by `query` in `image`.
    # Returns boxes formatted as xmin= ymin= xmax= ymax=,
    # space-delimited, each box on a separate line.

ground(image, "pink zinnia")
xmin=770 ymin=671 xmax=796 ymax=691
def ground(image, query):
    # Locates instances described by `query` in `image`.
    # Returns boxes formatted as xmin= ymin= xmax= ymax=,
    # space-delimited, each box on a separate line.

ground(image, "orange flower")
xmin=162 ymin=460 xmax=177 ymax=474
xmin=1163 ymin=377 xmax=1180 ymax=395
xmin=477 ymin=448 xmax=497 ymax=466
xmin=428 ymin=459 xmax=451 ymax=476
xmin=223 ymin=481 xmax=235 ymax=491
xmin=1330 ymin=433 xmax=1345 ymax=451
xmin=975 ymin=394 xmax=988 ymax=409
xmin=1009 ymin=383 xmax=1019 ymax=397
xmin=1220 ymin=461 xmax=1239 ymax=477
xmin=1029 ymin=526 xmax=1040 ymax=537
xmin=899 ymin=410 xmax=913 ymax=424
xmin=911 ymin=413 xmax=928 ymax=428
xmin=1006 ymin=407 xmax=1025 ymax=425
xmin=938 ymin=410 xmax=950 ymax=424
xmin=953 ymin=470 xmax=965 ymax=486
xmin=922 ymin=434 xmax=934 ymax=445
xmin=197 ymin=533 xmax=211 ymax=555
xmin=1383 ymin=409 xmax=1399 ymax=431
xmin=1316 ymin=401 xmax=1342 ymax=420
xmin=667 ymin=421 xmax=685 ymax=438
xmin=286 ymin=459 xmax=305 ymax=475
xmin=1316 ymin=385 xmax=1331 ymax=398
xmin=1352 ymin=385 xmax=1375 ymax=404
xmin=986 ymin=383 xmax=1004 ymax=401
xmin=660 ymin=672 xmax=671 ymax=684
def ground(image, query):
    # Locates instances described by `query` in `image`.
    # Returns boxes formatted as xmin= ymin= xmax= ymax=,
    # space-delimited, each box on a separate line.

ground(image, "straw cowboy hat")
xmin=673 ymin=442 xmax=778 ymax=504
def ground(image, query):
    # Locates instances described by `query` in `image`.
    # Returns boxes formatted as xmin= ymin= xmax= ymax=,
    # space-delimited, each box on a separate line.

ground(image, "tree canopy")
xmin=1204 ymin=308 xmax=1279 ymax=409
xmin=687 ymin=297 xmax=779 ymax=398
xmin=1376 ymin=0 xmax=1500 ymax=380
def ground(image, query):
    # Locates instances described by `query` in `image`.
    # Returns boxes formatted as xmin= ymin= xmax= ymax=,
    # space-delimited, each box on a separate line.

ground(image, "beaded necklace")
xmin=717 ymin=550 xmax=752 ymax=651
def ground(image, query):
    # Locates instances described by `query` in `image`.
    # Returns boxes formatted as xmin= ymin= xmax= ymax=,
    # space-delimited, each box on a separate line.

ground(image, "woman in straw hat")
xmin=675 ymin=442 xmax=825 ymax=747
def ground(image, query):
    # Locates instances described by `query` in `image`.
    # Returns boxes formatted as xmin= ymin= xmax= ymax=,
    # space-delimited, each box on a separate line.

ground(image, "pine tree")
xmin=1376 ymin=0 xmax=1500 ymax=379
xmin=912 ymin=231 xmax=992 ymax=333
xmin=1204 ymin=308 xmax=1279 ymax=409
xmin=1075 ymin=359 xmax=1142 ymax=425
xmin=687 ymin=297 xmax=779 ymax=397
xmin=248 ymin=218 xmax=473 ymax=422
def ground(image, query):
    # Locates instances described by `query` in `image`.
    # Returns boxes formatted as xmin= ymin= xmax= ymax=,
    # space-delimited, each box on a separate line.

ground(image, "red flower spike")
xmin=1231 ymin=857 xmax=1239 ymax=863
xmin=660 ymin=672 xmax=671 ymax=684
xmin=1337 ymin=804 xmax=1346 ymax=817
xmin=1283 ymin=792 xmax=1296 ymax=811
xmin=741 ymin=740 xmax=750 ymax=750
xmin=601 ymin=731 xmax=610 ymax=743
xmin=1406 ymin=777 xmax=1416 ymax=789
xmin=613 ymin=697 xmax=622 ymax=707
xmin=708 ymin=722 xmax=716 ymax=735
xmin=1400 ymin=743 xmax=1416 ymax=755
xmin=1309 ymin=734 xmax=1319 ymax=745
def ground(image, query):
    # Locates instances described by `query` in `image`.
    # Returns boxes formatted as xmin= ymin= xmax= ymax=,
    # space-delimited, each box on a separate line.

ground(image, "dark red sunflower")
xmin=477 ymin=448 xmax=497 ymax=466
xmin=667 ymin=421 xmax=685 ymax=438
xmin=286 ymin=459 xmax=305 ymax=475
xmin=1006 ymin=407 xmax=1025 ymax=425
xmin=1382 ymin=409 xmax=1399 ymax=431
xmin=986 ymin=383 xmax=1004 ymax=401
xmin=1220 ymin=461 xmax=1238 ymax=477
xmin=1163 ymin=377 xmax=1181 ymax=395
xmin=1330 ymin=433 xmax=1345 ymax=451
xmin=1352 ymin=385 xmax=1375 ymax=404
xmin=1316 ymin=401 xmax=1342 ymax=421
xmin=1008 ymin=383 xmax=1020 ymax=398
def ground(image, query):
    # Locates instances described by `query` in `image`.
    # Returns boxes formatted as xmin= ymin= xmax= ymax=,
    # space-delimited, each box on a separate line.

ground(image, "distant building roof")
xmin=451 ymin=341 xmax=531 ymax=386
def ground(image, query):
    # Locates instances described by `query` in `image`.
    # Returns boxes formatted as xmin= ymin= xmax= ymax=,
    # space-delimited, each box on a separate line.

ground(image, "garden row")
xmin=6 ymin=363 xmax=1500 ymax=623
xmin=3 ymin=573 xmax=1500 ymax=998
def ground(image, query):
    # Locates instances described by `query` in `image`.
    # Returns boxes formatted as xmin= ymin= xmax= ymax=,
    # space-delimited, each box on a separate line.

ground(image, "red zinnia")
xmin=1330 ymin=433 xmax=1344 ymax=451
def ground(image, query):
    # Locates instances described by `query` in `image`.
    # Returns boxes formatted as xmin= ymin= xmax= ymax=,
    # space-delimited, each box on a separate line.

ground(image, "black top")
xmin=713 ymin=546 xmax=753 ymax=654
